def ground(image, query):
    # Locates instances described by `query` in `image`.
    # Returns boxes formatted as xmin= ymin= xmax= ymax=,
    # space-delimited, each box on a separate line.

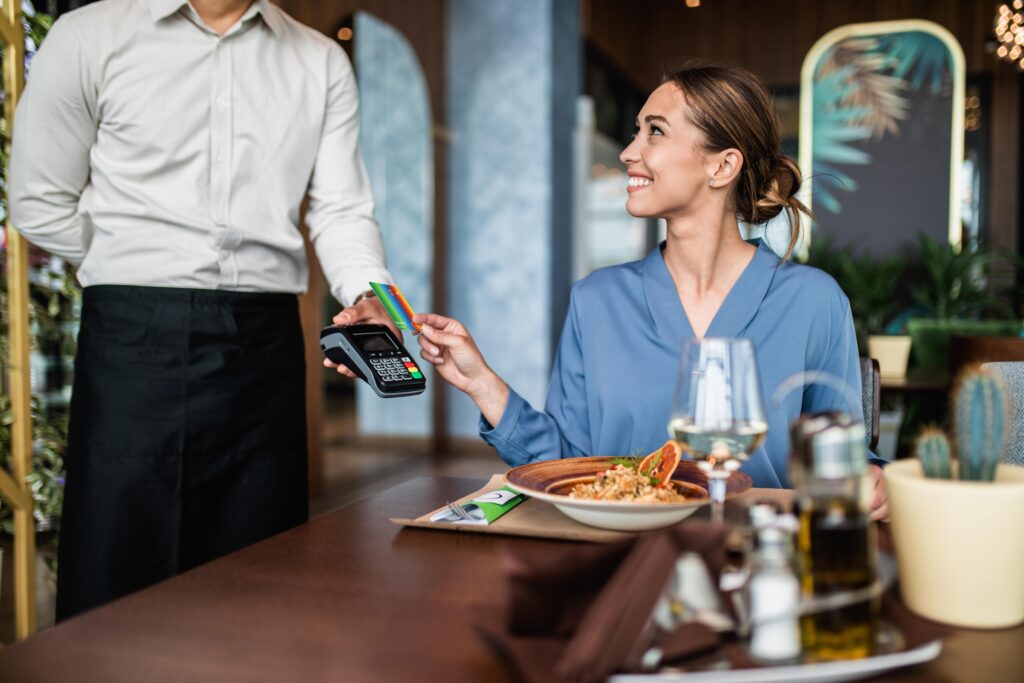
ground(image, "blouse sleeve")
xmin=479 ymin=290 xmax=591 ymax=466
xmin=802 ymin=289 xmax=887 ymax=466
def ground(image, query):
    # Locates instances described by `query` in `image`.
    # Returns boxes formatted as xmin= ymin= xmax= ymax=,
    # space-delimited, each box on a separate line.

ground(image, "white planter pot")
xmin=885 ymin=459 xmax=1024 ymax=628
xmin=868 ymin=335 xmax=912 ymax=379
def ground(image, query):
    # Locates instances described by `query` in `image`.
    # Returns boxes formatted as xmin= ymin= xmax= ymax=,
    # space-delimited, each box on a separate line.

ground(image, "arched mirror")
xmin=799 ymin=20 xmax=965 ymax=254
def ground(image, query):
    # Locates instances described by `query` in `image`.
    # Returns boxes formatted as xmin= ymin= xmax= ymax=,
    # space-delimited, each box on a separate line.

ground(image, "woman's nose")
xmin=619 ymin=139 xmax=638 ymax=165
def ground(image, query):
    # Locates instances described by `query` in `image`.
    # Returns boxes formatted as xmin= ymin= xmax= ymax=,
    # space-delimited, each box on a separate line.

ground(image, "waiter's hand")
xmin=323 ymin=295 xmax=402 ymax=378
xmin=868 ymin=464 xmax=890 ymax=522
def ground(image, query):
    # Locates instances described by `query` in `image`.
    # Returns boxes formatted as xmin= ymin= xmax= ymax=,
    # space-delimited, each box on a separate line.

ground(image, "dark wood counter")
xmin=0 ymin=476 xmax=1020 ymax=682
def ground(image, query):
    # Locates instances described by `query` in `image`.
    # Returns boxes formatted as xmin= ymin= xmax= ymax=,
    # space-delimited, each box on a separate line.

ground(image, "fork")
xmin=446 ymin=501 xmax=474 ymax=522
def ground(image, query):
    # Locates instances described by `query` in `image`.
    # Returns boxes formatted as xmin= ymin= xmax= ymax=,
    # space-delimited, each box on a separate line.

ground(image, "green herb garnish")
xmin=609 ymin=456 xmax=640 ymax=469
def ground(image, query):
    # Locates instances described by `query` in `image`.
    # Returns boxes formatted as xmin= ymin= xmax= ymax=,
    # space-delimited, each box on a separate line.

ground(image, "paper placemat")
xmin=390 ymin=474 xmax=633 ymax=543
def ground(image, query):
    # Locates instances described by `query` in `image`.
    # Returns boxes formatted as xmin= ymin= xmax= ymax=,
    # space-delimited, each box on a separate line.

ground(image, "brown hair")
xmin=662 ymin=60 xmax=811 ymax=258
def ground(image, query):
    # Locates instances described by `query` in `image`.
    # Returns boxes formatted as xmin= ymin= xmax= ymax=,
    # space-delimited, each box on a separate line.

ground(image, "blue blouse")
xmin=480 ymin=240 xmax=878 ymax=489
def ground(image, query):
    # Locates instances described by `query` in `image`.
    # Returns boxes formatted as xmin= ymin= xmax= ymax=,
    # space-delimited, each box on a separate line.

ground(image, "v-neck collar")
xmin=641 ymin=239 xmax=780 ymax=344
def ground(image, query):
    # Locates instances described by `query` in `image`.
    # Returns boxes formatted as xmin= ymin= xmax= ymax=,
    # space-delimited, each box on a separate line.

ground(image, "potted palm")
xmin=808 ymin=238 xmax=911 ymax=377
xmin=905 ymin=234 xmax=1022 ymax=372
xmin=885 ymin=366 xmax=1024 ymax=628
xmin=842 ymin=254 xmax=912 ymax=379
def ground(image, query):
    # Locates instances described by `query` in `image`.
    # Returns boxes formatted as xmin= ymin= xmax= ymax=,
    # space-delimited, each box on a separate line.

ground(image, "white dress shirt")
xmin=10 ymin=0 xmax=391 ymax=306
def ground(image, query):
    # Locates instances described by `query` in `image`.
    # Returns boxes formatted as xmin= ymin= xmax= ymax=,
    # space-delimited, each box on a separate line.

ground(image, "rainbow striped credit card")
xmin=369 ymin=282 xmax=421 ymax=332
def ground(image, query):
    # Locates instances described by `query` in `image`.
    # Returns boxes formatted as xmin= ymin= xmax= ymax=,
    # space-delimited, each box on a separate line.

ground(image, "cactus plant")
xmin=953 ymin=368 xmax=1007 ymax=482
xmin=915 ymin=427 xmax=952 ymax=479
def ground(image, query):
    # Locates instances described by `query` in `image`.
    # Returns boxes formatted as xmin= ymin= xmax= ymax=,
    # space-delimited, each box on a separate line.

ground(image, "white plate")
xmin=517 ymin=488 xmax=707 ymax=531
xmin=608 ymin=640 xmax=942 ymax=683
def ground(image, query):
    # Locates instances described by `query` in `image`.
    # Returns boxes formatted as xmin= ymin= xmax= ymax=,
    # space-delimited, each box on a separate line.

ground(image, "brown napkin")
xmin=483 ymin=520 xmax=951 ymax=683
xmin=483 ymin=521 xmax=729 ymax=683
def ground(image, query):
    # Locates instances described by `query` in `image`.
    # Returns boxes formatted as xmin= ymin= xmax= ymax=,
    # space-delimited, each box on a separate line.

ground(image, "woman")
xmin=413 ymin=62 xmax=889 ymax=520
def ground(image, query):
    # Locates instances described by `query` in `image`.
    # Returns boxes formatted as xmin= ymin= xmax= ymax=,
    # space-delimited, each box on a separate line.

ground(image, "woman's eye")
xmin=650 ymin=125 xmax=664 ymax=136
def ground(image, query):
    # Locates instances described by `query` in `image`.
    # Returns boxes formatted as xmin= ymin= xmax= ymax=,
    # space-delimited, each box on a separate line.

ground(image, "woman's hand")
xmin=868 ymin=464 xmax=890 ymax=522
xmin=413 ymin=312 xmax=509 ymax=426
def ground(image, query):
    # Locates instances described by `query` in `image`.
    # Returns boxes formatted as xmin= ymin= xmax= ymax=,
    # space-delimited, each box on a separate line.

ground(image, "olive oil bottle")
xmin=789 ymin=412 xmax=878 ymax=662
xmin=797 ymin=498 xmax=878 ymax=660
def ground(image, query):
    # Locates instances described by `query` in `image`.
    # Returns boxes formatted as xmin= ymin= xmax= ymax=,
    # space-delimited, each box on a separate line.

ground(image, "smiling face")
xmin=619 ymin=82 xmax=720 ymax=221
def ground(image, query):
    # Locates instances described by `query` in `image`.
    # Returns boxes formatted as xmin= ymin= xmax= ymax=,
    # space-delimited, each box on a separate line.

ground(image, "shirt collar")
xmin=251 ymin=0 xmax=284 ymax=37
xmin=148 ymin=0 xmax=283 ymax=37
xmin=147 ymin=0 xmax=187 ymax=21
xmin=641 ymin=238 xmax=780 ymax=343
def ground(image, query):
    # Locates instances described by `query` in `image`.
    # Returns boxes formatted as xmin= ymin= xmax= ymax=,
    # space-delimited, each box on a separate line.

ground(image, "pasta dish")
xmin=568 ymin=464 xmax=697 ymax=503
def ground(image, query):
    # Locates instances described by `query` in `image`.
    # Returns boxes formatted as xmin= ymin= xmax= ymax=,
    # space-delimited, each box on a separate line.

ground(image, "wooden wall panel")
xmin=989 ymin=61 xmax=1020 ymax=255
xmin=585 ymin=0 xmax=1001 ymax=90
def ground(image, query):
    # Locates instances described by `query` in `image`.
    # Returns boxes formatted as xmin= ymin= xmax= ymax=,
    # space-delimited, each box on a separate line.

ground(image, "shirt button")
xmin=216 ymin=97 xmax=228 ymax=110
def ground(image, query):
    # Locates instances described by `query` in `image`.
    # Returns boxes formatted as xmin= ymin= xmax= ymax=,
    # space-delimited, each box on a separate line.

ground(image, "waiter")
xmin=10 ymin=0 xmax=394 ymax=620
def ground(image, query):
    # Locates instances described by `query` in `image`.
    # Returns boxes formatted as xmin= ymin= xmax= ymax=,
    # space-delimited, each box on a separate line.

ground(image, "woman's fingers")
xmin=419 ymin=339 xmax=441 ymax=357
xmin=413 ymin=312 xmax=456 ymax=331
xmin=419 ymin=322 xmax=464 ymax=349
xmin=418 ymin=335 xmax=442 ymax=358
xmin=868 ymin=465 xmax=889 ymax=522
xmin=420 ymin=348 xmax=443 ymax=365
xmin=416 ymin=327 xmax=441 ymax=354
xmin=870 ymin=502 xmax=890 ymax=522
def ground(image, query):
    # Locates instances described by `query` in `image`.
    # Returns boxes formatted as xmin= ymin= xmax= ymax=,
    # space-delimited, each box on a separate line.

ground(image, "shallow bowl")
xmin=504 ymin=456 xmax=753 ymax=531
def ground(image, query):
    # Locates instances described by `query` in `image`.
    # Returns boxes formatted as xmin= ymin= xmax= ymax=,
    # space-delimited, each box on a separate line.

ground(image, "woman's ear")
xmin=709 ymin=149 xmax=744 ymax=187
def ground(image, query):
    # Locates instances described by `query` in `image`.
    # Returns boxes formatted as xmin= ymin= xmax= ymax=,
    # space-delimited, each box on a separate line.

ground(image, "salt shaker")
xmin=747 ymin=512 xmax=802 ymax=664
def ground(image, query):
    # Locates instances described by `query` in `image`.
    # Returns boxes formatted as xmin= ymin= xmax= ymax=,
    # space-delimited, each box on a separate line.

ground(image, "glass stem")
xmin=708 ymin=471 xmax=728 ymax=524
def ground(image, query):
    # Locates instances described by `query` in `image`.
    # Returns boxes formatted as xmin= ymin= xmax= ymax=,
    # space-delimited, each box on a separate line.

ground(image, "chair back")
xmin=860 ymin=357 xmax=880 ymax=452
xmin=981 ymin=362 xmax=1024 ymax=466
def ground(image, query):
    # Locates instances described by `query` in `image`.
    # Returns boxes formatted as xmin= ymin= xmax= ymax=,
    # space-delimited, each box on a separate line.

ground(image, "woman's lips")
xmin=627 ymin=175 xmax=653 ymax=194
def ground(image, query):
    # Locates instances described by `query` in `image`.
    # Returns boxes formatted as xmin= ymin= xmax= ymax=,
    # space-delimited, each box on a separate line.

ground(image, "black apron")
xmin=57 ymin=285 xmax=308 ymax=620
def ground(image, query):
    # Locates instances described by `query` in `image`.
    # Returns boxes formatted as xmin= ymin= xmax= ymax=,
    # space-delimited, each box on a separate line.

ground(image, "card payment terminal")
xmin=320 ymin=324 xmax=426 ymax=398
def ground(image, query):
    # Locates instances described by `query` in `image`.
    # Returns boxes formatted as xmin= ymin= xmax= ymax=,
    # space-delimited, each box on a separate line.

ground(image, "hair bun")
xmin=773 ymin=158 xmax=798 ymax=199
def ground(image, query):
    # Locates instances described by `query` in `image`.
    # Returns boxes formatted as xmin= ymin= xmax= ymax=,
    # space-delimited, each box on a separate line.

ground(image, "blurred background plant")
xmin=808 ymin=232 xmax=1022 ymax=342
xmin=908 ymin=233 xmax=1020 ymax=320
xmin=807 ymin=235 xmax=909 ymax=349
xmin=0 ymin=1 xmax=70 ymax=581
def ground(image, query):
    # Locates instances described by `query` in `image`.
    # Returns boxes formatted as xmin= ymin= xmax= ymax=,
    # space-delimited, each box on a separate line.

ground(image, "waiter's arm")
xmin=10 ymin=17 xmax=97 ymax=263
xmin=304 ymin=43 xmax=392 ymax=309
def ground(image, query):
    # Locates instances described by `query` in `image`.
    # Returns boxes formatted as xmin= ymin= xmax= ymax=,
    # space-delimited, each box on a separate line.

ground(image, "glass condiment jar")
xmin=789 ymin=412 xmax=879 ymax=662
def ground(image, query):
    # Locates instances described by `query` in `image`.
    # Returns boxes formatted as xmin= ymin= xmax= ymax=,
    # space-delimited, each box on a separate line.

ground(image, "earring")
xmin=708 ymin=177 xmax=716 ymax=187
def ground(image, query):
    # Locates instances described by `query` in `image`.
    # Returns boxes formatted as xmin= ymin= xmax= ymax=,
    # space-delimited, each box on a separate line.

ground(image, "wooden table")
xmin=879 ymin=369 xmax=949 ymax=393
xmin=0 ymin=476 xmax=1021 ymax=682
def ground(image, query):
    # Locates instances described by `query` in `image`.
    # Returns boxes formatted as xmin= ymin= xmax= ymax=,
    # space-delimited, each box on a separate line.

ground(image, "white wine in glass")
xmin=667 ymin=418 xmax=768 ymax=471
xmin=668 ymin=337 xmax=767 ymax=521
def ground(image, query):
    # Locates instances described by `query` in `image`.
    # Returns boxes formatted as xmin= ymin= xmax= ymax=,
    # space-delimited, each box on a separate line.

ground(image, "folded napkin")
xmin=481 ymin=520 xmax=951 ymax=683
xmin=481 ymin=522 xmax=730 ymax=683
xmin=428 ymin=486 xmax=526 ymax=525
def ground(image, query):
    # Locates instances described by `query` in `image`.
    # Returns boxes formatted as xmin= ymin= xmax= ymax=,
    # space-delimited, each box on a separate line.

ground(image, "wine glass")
xmin=668 ymin=337 xmax=767 ymax=522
